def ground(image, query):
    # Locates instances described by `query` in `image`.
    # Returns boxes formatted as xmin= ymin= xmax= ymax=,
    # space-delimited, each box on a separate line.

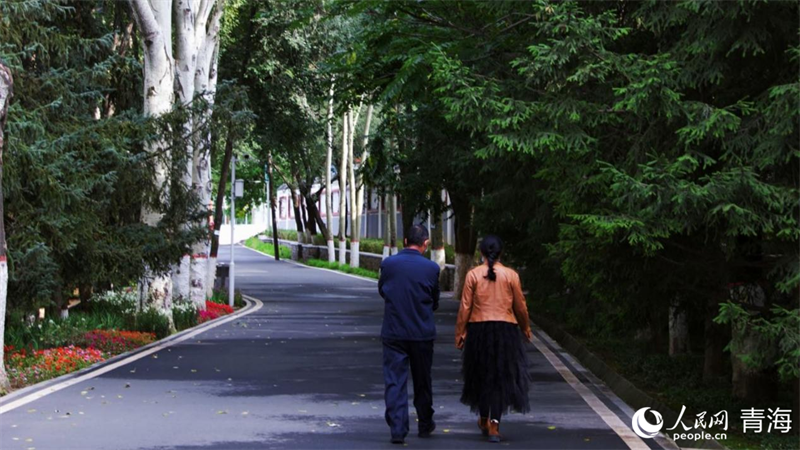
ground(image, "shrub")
xmin=78 ymin=330 xmax=155 ymax=355
xmin=172 ymin=301 xmax=199 ymax=331
xmin=4 ymin=345 xmax=105 ymax=388
xmin=129 ymin=307 xmax=171 ymax=339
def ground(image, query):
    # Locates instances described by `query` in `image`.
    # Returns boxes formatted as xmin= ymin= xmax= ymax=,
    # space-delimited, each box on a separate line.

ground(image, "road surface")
xmin=0 ymin=245 xmax=673 ymax=450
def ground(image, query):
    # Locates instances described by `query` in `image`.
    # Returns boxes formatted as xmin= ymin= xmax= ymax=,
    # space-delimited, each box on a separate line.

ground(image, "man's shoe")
xmin=478 ymin=417 xmax=489 ymax=436
xmin=419 ymin=421 xmax=436 ymax=438
xmin=488 ymin=419 xmax=501 ymax=443
xmin=390 ymin=436 xmax=405 ymax=444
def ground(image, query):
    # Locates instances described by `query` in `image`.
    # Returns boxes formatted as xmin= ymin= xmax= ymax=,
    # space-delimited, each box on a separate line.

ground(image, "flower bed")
xmin=4 ymin=345 xmax=105 ymax=389
xmin=3 ymin=290 xmax=242 ymax=393
xmin=199 ymin=301 xmax=235 ymax=323
xmin=77 ymin=330 xmax=156 ymax=354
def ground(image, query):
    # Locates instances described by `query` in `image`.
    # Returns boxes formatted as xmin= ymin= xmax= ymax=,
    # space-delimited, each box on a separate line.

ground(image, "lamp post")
xmin=229 ymin=157 xmax=244 ymax=308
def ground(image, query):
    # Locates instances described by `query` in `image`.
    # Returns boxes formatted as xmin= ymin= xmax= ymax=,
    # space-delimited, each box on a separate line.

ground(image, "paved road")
xmin=0 ymin=245 xmax=671 ymax=450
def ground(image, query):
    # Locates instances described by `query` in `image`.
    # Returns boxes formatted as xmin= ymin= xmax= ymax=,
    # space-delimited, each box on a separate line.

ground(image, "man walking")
xmin=379 ymin=224 xmax=441 ymax=444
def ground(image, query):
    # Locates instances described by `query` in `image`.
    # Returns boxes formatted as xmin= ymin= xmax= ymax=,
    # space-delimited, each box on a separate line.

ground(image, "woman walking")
xmin=455 ymin=235 xmax=532 ymax=443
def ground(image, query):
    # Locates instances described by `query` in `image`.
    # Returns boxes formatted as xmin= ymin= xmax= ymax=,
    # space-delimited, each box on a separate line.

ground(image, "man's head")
xmin=404 ymin=224 xmax=430 ymax=254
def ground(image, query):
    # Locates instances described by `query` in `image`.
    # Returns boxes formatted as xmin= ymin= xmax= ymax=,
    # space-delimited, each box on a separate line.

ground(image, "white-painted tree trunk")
xmin=0 ymin=61 xmax=12 ymax=392
xmin=347 ymin=113 xmax=358 ymax=268
xmin=129 ymin=0 xmax=175 ymax=323
xmin=171 ymin=0 xmax=200 ymax=302
xmin=338 ymin=111 xmax=349 ymax=265
xmin=172 ymin=0 xmax=224 ymax=307
xmin=325 ymin=79 xmax=335 ymax=263
xmin=352 ymin=104 xmax=373 ymax=268
xmin=351 ymin=241 xmax=360 ymax=268
xmin=193 ymin=34 xmax=222 ymax=307
xmin=338 ymin=239 xmax=347 ymax=266
xmin=430 ymin=248 xmax=446 ymax=269
xmin=205 ymin=255 xmax=217 ymax=299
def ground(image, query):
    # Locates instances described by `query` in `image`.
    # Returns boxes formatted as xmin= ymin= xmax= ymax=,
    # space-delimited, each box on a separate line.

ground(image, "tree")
xmin=0 ymin=60 xmax=13 ymax=392
xmin=324 ymin=79 xmax=336 ymax=261
xmin=338 ymin=110 xmax=349 ymax=263
xmin=128 ymin=0 xmax=177 ymax=320
xmin=347 ymin=103 xmax=373 ymax=267
xmin=1 ymin=0 xmax=200 ymax=325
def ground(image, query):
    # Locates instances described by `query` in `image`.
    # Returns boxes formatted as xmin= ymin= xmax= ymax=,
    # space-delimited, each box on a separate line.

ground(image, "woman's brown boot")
xmin=478 ymin=417 xmax=489 ymax=436
xmin=488 ymin=419 xmax=501 ymax=443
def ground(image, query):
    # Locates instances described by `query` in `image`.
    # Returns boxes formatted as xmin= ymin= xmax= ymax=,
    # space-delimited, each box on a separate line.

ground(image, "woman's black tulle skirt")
xmin=460 ymin=321 xmax=531 ymax=415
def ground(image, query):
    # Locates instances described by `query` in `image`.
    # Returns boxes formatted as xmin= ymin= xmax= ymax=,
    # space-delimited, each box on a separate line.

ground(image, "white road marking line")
xmin=0 ymin=297 xmax=264 ymax=415
xmin=530 ymin=334 xmax=651 ymax=450
xmin=239 ymin=244 xmax=379 ymax=284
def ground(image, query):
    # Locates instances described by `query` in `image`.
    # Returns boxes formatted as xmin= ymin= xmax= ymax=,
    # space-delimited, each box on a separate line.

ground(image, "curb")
xmin=532 ymin=315 xmax=727 ymax=450
xmin=0 ymin=296 xmax=261 ymax=412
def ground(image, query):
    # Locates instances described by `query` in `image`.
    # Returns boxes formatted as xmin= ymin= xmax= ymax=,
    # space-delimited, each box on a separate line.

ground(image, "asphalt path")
xmin=0 ymin=245 xmax=673 ymax=450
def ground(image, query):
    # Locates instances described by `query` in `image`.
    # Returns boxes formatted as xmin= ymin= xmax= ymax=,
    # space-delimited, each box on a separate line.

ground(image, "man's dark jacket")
xmin=379 ymin=249 xmax=441 ymax=341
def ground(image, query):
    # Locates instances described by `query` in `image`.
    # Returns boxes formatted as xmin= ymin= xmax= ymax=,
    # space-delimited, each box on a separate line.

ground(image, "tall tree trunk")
xmin=338 ymin=111 xmax=349 ymax=265
xmin=184 ymin=0 xmax=225 ymax=309
xmin=452 ymin=194 xmax=477 ymax=300
xmin=207 ymin=134 xmax=233 ymax=298
xmin=193 ymin=4 xmax=225 ymax=306
xmin=389 ymin=194 xmax=398 ymax=255
xmin=129 ymin=0 xmax=175 ymax=324
xmin=171 ymin=0 xmax=200 ymax=302
xmin=347 ymin=113 xmax=358 ymax=267
xmin=303 ymin=196 xmax=317 ymax=236
xmin=383 ymin=193 xmax=391 ymax=260
xmin=0 ymin=61 xmax=13 ymax=392
xmin=324 ymin=79 xmax=335 ymax=262
xmin=352 ymin=104 xmax=373 ymax=268
xmin=430 ymin=208 xmax=446 ymax=271
xmin=268 ymin=151 xmax=280 ymax=260
xmin=292 ymin=191 xmax=304 ymax=236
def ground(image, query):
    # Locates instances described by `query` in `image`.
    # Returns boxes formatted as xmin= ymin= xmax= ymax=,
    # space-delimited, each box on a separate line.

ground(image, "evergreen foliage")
xmin=1 ymin=0 xmax=202 ymax=312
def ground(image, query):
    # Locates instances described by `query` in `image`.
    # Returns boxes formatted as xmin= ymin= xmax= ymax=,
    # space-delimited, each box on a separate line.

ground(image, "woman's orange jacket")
xmin=455 ymin=262 xmax=532 ymax=348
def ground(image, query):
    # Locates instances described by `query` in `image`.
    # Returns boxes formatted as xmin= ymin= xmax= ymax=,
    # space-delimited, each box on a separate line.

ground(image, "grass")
xmin=244 ymin=236 xmax=292 ymax=259
xmin=305 ymin=259 xmax=379 ymax=279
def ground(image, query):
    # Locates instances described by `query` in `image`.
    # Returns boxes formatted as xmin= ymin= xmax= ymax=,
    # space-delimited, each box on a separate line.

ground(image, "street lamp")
xmin=229 ymin=155 xmax=248 ymax=308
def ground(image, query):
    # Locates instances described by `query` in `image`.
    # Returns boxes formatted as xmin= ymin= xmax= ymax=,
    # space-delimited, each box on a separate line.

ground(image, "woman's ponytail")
xmin=479 ymin=235 xmax=503 ymax=282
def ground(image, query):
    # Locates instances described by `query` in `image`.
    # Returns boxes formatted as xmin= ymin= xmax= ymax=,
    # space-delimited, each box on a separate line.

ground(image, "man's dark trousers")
xmin=383 ymin=339 xmax=434 ymax=439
